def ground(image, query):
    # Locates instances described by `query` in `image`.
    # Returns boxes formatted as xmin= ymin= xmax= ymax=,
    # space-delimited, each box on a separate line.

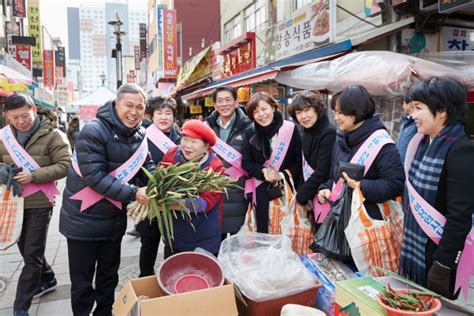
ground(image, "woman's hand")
xmin=342 ymin=172 xmax=360 ymax=189
xmin=263 ymin=168 xmax=282 ymax=183
xmin=318 ymin=189 xmax=331 ymax=204
xmin=135 ymin=187 xmax=151 ymax=206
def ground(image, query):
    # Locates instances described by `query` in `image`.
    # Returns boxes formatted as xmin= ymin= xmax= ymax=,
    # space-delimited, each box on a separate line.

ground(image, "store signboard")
xmin=440 ymin=26 xmax=474 ymax=51
xmin=210 ymin=42 xmax=222 ymax=81
xmin=162 ymin=9 xmax=178 ymax=78
xmin=6 ymin=21 xmax=20 ymax=57
xmin=269 ymin=1 xmax=333 ymax=62
xmin=219 ymin=33 xmax=256 ymax=78
xmin=28 ymin=0 xmax=42 ymax=64
xmin=42 ymin=50 xmax=54 ymax=87
xmin=134 ymin=46 xmax=141 ymax=70
xmin=139 ymin=23 xmax=147 ymax=60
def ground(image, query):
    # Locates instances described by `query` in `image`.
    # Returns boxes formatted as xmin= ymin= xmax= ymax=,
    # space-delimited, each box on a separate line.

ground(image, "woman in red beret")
xmin=242 ymin=92 xmax=303 ymax=233
xmin=161 ymin=119 xmax=225 ymax=258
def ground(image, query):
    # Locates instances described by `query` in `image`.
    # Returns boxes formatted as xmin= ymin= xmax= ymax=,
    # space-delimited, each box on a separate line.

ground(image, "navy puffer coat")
xmin=60 ymin=100 xmax=154 ymax=241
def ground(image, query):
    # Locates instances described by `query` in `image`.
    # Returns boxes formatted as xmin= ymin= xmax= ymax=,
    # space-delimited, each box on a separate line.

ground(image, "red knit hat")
xmin=181 ymin=119 xmax=217 ymax=146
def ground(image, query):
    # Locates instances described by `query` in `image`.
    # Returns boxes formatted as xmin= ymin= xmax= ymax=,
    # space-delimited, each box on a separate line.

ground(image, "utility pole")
xmin=108 ymin=11 xmax=126 ymax=89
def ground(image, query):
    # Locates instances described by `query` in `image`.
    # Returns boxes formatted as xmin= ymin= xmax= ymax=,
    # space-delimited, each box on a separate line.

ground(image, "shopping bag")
xmin=0 ymin=184 xmax=24 ymax=250
xmin=239 ymin=203 xmax=257 ymax=233
xmin=268 ymin=171 xmax=295 ymax=235
xmin=312 ymin=183 xmax=352 ymax=261
xmin=345 ymin=184 xmax=404 ymax=276
xmin=280 ymin=198 xmax=314 ymax=255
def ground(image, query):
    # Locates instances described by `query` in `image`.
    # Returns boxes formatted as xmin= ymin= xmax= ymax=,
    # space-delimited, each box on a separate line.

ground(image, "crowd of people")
xmin=1 ymin=76 xmax=473 ymax=316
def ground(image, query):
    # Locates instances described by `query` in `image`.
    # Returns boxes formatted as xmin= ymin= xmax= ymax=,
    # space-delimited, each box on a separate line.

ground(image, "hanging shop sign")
xmin=189 ymin=104 xmax=202 ymax=114
xmin=127 ymin=70 xmax=137 ymax=83
xmin=55 ymin=46 xmax=66 ymax=75
xmin=237 ymin=86 xmax=250 ymax=103
xmin=15 ymin=44 xmax=31 ymax=71
xmin=268 ymin=1 xmax=334 ymax=62
xmin=204 ymin=96 xmax=214 ymax=108
xmin=439 ymin=0 xmax=473 ymax=13
xmin=139 ymin=23 xmax=147 ymax=60
xmin=219 ymin=32 xmax=256 ymax=79
xmin=42 ymin=50 xmax=54 ymax=88
xmin=13 ymin=0 xmax=27 ymax=17
xmin=162 ymin=9 xmax=178 ymax=78
xmin=5 ymin=21 xmax=20 ymax=57
xmin=28 ymin=0 xmax=42 ymax=64
xmin=134 ymin=46 xmax=141 ymax=70
xmin=440 ymin=26 xmax=474 ymax=52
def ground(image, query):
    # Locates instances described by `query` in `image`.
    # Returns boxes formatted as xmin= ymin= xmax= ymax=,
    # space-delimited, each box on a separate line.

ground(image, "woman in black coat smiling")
xmin=288 ymin=92 xmax=336 ymax=223
xmin=242 ymin=92 xmax=302 ymax=233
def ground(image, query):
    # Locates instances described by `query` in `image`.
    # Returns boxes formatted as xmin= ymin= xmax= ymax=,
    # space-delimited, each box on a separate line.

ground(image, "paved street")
xmin=0 ymin=180 xmax=164 ymax=316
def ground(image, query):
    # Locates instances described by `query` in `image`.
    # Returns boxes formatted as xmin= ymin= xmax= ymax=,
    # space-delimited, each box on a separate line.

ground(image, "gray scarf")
xmin=16 ymin=116 xmax=41 ymax=147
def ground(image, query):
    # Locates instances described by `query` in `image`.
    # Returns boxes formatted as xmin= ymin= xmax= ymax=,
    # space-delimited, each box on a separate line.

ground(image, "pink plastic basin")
xmin=174 ymin=274 xmax=210 ymax=293
xmin=157 ymin=252 xmax=224 ymax=295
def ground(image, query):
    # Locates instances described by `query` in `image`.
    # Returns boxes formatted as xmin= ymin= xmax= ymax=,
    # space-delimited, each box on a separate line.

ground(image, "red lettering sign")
xmin=43 ymin=50 xmax=55 ymax=88
xmin=15 ymin=44 xmax=31 ymax=71
xmin=162 ymin=9 xmax=177 ymax=78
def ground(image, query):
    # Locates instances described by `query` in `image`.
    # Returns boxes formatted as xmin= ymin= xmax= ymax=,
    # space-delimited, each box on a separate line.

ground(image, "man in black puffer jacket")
xmin=60 ymin=84 xmax=154 ymax=316
xmin=206 ymin=86 xmax=253 ymax=239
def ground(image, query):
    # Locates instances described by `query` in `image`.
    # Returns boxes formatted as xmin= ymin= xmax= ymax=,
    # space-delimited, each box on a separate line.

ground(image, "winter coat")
xmin=67 ymin=123 xmax=80 ymax=150
xmin=136 ymin=126 xmax=181 ymax=237
xmin=396 ymin=115 xmax=417 ymax=164
xmin=162 ymin=147 xmax=224 ymax=255
xmin=426 ymin=136 xmax=474 ymax=271
xmin=296 ymin=115 xmax=336 ymax=205
xmin=320 ymin=116 xmax=405 ymax=219
xmin=242 ymin=119 xmax=302 ymax=233
xmin=0 ymin=107 xmax=71 ymax=209
xmin=60 ymin=100 xmax=154 ymax=241
xmin=206 ymin=107 xmax=253 ymax=234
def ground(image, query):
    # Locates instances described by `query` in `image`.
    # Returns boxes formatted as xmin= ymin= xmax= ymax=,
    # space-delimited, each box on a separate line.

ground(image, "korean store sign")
xmin=271 ymin=0 xmax=333 ymax=61
xmin=27 ymin=0 xmax=42 ymax=64
xmin=441 ymin=26 xmax=473 ymax=52
xmin=219 ymin=33 xmax=256 ymax=79
xmin=162 ymin=9 xmax=178 ymax=78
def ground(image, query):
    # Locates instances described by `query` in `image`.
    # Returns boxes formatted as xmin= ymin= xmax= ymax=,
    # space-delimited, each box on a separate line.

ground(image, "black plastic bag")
xmin=311 ymin=183 xmax=352 ymax=261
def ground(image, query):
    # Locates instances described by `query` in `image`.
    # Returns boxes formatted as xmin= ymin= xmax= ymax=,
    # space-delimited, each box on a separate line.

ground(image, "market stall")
xmin=65 ymin=86 xmax=115 ymax=124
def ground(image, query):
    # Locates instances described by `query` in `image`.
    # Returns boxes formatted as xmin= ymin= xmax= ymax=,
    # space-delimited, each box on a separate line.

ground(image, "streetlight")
xmin=100 ymin=72 xmax=106 ymax=86
xmin=108 ymin=11 xmax=126 ymax=89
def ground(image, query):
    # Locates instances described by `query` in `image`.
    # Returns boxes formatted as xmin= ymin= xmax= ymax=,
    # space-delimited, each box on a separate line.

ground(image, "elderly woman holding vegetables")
xmin=157 ymin=120 xmax=224 ymax=258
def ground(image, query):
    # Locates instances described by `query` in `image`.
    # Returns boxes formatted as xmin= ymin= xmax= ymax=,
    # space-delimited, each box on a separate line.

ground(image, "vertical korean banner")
xmin=157 ymin=6 xmax=164 ymax=72
xmin=16 ymin=44 xmax=31 ymax=71
xmin=28 ymin=0 xmax=42 ymax=64
xmin=162 ymin=9 xmax=178 ymax=78
xmin=13 ymin=0 xmax=27 ymax=17
xmin=43 ymin=50 xmax=55 ymax=87
xmin=134 ymin=46 xmax=141 ymax=70
xmin=139 ymin=23 xmax=147 ymax=60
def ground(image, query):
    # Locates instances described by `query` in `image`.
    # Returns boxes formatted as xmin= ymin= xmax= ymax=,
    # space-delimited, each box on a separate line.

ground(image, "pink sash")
xmin=0 ymin=125 xmax=60 ymax=203
xmin=302 ymin=154 xmax=329 ymax=224
xmin=70 ymin=136 xmax=148 ymax=212
xmin=405 ymin=133 xmax=474 ymax=300
xmin=245 ymin=121 xmax=295 ymax=204
xmin=212 ymin=138 xmax=248 ymax=180
xmin=146 ymin=124 xmax=177 ymax=154
xmin=317 ymin=129 xmax=394 ymax=223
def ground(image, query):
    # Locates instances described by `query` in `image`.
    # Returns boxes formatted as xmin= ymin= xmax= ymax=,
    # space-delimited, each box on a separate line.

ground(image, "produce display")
xmin=378 ymin=284 xmax=440 ymax=312
xmin=127 ymin=161 xmax=240 ymax=245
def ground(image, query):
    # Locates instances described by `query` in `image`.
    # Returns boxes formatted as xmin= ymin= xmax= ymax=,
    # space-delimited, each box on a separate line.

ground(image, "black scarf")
xmin=254 ymin=110 xmax=284 ymax=160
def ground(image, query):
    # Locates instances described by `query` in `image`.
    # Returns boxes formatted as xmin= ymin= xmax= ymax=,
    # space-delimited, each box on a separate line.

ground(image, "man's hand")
xmin=13 ymin=170 xmax=32 ymax=184
xmin=135 ymin=187 xmax=150 ymax=206
xmin=318 ymin=189 xmax=331 ymax=204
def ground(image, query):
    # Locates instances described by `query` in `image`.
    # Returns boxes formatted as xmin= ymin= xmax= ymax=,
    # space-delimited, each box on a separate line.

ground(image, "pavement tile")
xmin=36 ymin=299 xmax=73 ymax=316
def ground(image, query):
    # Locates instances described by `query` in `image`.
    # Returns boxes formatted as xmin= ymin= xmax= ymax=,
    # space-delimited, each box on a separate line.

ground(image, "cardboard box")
xmin=237 ymin=282 xmax=322 ymax=316
xmin=113 ymin=275 xmax=238 ymax=316
xmin=335 ymin=277 xmax=387 ymax=316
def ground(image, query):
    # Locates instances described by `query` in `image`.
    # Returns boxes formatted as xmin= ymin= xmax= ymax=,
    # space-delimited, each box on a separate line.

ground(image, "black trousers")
xmin=67 ymin=238 xmax=121 ymax=316
xmin=139 ymin=236 xmax=161 ymax=277
xmin=14 ymin=207 xmax=55 ymax=310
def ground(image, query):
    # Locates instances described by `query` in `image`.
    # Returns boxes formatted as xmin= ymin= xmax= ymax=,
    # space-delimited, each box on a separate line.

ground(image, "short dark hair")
xmin=330 ymin=85 xmax=375 ymax=124
xmin=405 ymin=77 xmax=468 ymax=125
xmin=212 ymin=86 xmax=237 ymax=102
xmin=147 ymin=96 xmax=177 ymax=118
xmin=287 ymin=91 xmax=325 ymax=122
xmin=245 ymin=92 xmax=279 ymax=121
xmin=4 ymin=93 xmax=35 ymax=111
